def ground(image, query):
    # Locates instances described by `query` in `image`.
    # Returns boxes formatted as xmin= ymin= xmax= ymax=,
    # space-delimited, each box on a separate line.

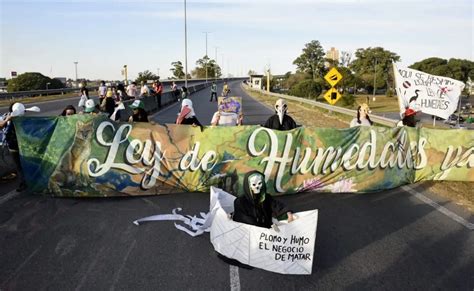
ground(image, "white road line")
xmin=229 ymin=265 xmax=241 ymax=291
xmin=0 ymin=189 xmax=20 ymax=205
xmin=401 ymin=185 xmax=474 ymax=230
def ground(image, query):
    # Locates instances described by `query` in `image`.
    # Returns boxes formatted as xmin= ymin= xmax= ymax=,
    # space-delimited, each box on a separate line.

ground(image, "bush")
xmin=7 ymin=72 xmax=64 ymax=92
xmin=340 ymin=93 xmax=356 ymax=107
xmin=386 ymin=88 xmax=395 ymax=97
xmin=288 ymin=80 xmax=322 ymax=99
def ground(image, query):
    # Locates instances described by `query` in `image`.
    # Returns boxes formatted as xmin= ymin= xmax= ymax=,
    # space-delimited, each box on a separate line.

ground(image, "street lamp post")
xmin=214 ymin=46 xmax=219 ymax=80
xmin=184 ymin=0 xmax=188 ymax=87
xmin=203 ymin=32 xmax=210 ymax=82
xmin=372 ymin=58 xmax=377 ymax=102
xmin=73 ymin=61 xmax=78 ymax=87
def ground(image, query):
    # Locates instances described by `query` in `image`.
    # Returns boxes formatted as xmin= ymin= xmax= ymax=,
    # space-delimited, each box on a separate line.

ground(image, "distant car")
xmin=448 ymin=114 xmax=465 ymax=122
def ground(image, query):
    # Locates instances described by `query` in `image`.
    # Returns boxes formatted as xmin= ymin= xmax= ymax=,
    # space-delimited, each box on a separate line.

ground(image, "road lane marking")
xmin=0 ymin=189 xmax=20 ymax=205
xmin=229 ymin=265 xmax=241 ymax=291
xmin=401 ymin=185 xmax=474 ymax=230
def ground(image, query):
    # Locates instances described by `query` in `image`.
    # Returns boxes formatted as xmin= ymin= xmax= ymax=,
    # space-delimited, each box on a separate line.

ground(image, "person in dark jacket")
xmin=263 ymin=99 xmax=297 ymax=131
xmin=128 ymin=100 xmax=149 ymax=122
xmin=233 ymin=171 xmax=294 ymax=228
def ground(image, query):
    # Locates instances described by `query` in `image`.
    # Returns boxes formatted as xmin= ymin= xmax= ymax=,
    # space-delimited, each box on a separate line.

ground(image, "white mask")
xmin=275 ymin=99 xmax=287 ymax=125
xmin=249 ymin=174 xmax=263 ymax=195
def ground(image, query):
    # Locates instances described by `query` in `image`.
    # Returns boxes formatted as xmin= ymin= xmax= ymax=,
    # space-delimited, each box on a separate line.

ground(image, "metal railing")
xmin=244 ymin=85 xmax=398 ymax=127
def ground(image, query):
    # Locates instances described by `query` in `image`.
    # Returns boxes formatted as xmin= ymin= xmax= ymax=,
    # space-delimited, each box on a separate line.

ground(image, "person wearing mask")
xmin=176 ymin=99 xmax=203 ymax=130
xmin=210 ymin=81 xmax=218 ymax=102
xmin=128 ymin=100 xmax=149 ymax=122
xmin=77 ymin=86 xmax=89 ymax=112
xmin=60 ymin=105 xmax=77 ymax=116
xmin=263 ymin=99 xmax=297 ymax=131
xmin=233 ymin=171 xmax=294 ymax=228
xmin=0 ymin=103 xmax=40 ymax=191
xmin=350 ymin=103 xmax=373 ymax=127
xmin=211 ymin=111 xmax=242 ymax=126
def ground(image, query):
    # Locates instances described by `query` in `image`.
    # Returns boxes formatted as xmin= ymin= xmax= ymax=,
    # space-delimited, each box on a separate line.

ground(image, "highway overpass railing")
xmin=243 ymin=84 xmax=399 ymax=127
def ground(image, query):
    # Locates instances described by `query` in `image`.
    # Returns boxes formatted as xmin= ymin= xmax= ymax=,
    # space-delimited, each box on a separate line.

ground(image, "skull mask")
xmin=249 ymin=174 xmax=263 ymax=195
xmin=275 ymin=99 xmax=287 ymax=125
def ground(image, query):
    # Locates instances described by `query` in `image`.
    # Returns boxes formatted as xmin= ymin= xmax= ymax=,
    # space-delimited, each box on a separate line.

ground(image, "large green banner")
xmin=14 ymin=115 xmax=474 ymax=197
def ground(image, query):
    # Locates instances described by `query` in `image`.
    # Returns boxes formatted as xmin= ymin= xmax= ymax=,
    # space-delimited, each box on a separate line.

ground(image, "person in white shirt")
xmin=126 ymin=82 xmax=139 ymax=99
xmin=350 ymin=103 xmax=373 ymax=127
xmin=211 ymin=111 xmax=242 ymax=126
xmin=140 ymin=81 xmax=150 ymax=97
xmin=98 ymin=81 xmax=107 ymax=104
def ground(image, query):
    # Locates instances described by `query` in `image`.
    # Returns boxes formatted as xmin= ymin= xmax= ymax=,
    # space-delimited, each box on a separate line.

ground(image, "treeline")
xmin=265 ymin=40 xmax=474 ymax=107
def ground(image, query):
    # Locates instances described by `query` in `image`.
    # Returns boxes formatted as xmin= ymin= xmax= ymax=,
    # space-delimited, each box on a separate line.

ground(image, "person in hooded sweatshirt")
xmin=263 ymin=98 xmax=297 ymax=131
xmin=176 ymin=99 xmax=203 ymax=131
xmin=233 ymin=170 xmax=294 ymax=228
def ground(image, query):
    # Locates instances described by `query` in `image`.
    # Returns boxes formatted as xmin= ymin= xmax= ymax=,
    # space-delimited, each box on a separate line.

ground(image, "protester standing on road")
xmin=126 ymin=82 xmax=139 ymax=99
xmin=117 ymin=83 xmax=127 ymax=100
xmin=210 ymin=81 xmax=218 ymax=102
xmin=140 ymin=81 xmax=150 ymax=97
xmin=350 ymin=103 xmax=373 ymax=127
xmin=222 ymin=81 xmax=230 ymax=97
xmin=0 ymin=103 xmax=30 ymax=192
xmin=98 ymin=81 xmax=107 ymax=105
xmin=153 ymin=80 xmax=163 ymax=108
xmin=128 ymin=100 xmax=149 ymax=122
xmin=180 ymin=86 xmax=188 ymax=100
xmin=60 ymin=105 xmax=76 ymax=116
xmin=101 ymin=90 xmax=116 ymax=117
xmin=263 ymin=99 xmax=297 ymax=130
xmin=77 ymin=87 xmax=89 ymax=112
xmin=171 ymin=81 xmax=179 ymax=101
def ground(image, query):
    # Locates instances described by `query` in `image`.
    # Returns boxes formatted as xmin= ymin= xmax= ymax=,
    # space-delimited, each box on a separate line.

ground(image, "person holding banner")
xmin=264 ymin=99 xmax=297 ymax=131
xmin=350 ymin=103 xmax=373 ymax=127
xmin=397 ymin=108 xmax=418 ymax=127
xmin=128 ymin=100 xmax=149 ymax=122
xmin=233 ymin=171 xmax=294 ymax=228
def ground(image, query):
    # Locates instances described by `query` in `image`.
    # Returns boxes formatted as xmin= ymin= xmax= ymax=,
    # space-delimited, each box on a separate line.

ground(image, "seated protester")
xmin=101 ymin=92 xmax=116 ymax=117
xmin=128 ymin=100 xmax=149 ymax=122
xmin=233 ymin=171 xmax=294 ymax=228
xmin=211 ymin=111 xmax=242 ymax=126
xmin=263 ymin=98 xmax=297 ymax=131
xmin=350 ymin=103 xmax=373 ymax=127
xmin=83 ymin=99 xmax=99 ymax=114
xmin=397 ymin=108 xmax=418 ymax=127
xmin=176 ymin=99 xmax=203 ymax=130
xmin=60 ymin=105 xmax=76 ymax=116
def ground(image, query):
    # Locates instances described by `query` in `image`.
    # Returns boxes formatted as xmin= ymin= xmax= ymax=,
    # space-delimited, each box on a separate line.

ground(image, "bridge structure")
xmin=0 ymin=79 xmax=473 ymax=290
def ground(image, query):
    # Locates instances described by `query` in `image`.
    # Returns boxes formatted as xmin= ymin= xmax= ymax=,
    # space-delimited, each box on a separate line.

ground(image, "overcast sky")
xmin=0 ymin=0 xmax=472 ymax=80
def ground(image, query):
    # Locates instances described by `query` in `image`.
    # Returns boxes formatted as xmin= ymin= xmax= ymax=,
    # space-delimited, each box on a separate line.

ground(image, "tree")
xmin=170 ymin=61 xmax=186 ymax=79
xmin=293 ymin=40 xmax=326 ymax=80
xmin=288 ymin=79 xmax=322 ymax=100
xmin=350 ymin=47 xmax=401 ymax=91
xmin=7 ymin=72 xmax=64 ymax=92
xmin=409 ymin=57 xmax=474 ymax=83
xmin=191 ymin=55 xmax=221 ymax=79
xmin=248 ymin=70 xmax=257 ymax=76
xmin=135 ymin=70 xmax=158 ymax=84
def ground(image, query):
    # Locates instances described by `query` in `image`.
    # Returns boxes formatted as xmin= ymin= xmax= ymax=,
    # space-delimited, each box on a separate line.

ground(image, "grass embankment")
xmin=244 ymin=86 xmax=474 ymax=213
xmin=0 ymin=91 xmax=95 ymax=107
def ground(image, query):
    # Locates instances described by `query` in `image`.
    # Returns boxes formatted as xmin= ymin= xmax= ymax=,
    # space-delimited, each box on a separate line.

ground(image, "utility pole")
xmin=214 ymin=46 xmax=219 ymax=80
xmin=184 ymin=0 xmax=188 ymax=87
xmin=123 ymin=65 xmax=128 ymax=85
xmin=373 ymin=58 xmax=377 ymax=102
xmin=203 ymin=32 xmax=210 ymax=82
xmin=73 ymin=61 xmax=78 ymax=87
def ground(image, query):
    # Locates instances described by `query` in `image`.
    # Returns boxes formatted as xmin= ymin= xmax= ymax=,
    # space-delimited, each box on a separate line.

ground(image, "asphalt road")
xmin=0 ymin=81 xmax=473 ymax=290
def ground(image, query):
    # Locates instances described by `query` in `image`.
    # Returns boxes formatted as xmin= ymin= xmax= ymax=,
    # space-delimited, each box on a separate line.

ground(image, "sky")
xmin=0 ymin=0 xmax=473 ymax=81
